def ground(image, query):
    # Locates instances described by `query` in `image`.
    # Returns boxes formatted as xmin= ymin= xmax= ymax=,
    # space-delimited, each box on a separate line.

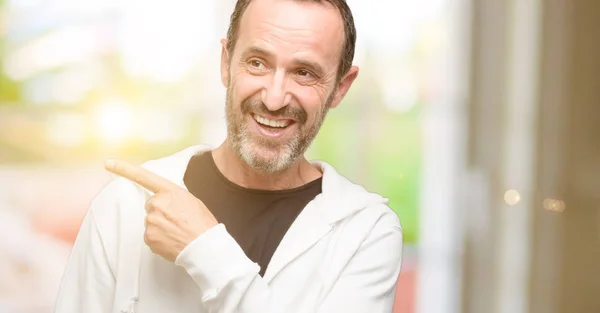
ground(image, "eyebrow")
xmin=241 ymin=45 xmax=272 ymax=59
xmin=241 ymin=45 xmax=326 ymax=76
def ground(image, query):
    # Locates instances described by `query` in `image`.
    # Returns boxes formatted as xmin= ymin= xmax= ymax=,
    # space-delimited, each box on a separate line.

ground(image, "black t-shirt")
xmin=183 ymin=151 xmax=323 ymax=276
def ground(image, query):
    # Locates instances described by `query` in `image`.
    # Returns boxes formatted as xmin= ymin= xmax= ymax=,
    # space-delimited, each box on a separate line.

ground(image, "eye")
xmin=249 ymin=59 xmax=264 ymax=69
xmin=297 ymin=69 xmax=311 ymax=77
xmin=294 ymin=69 xmax=318 ymax=84
xmin=246 ymin=59 xmax=269 ymax=75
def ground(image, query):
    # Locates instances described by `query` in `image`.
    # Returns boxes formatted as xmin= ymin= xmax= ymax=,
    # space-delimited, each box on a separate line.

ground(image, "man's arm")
xmin=175 ymin=213 xmax=403 ymax=313
xmin=317 ymin=218 xmax=403 ymax=312
xmin=54 ymin=206 xmax=116 ymax=313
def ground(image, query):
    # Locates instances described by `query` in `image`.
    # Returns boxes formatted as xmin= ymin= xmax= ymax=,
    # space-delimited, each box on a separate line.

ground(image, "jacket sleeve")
xmin=175 ymin=215 xmax=403 ymax=313
xmin=54 ymin=205 xmax=116 ymax=313
xmin=317 ymin=221 xmax=403 ymax=312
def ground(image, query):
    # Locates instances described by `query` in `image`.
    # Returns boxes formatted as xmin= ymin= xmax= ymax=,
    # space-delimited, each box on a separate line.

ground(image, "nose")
xmin=261 ymin=69 xmax=292 ymax=111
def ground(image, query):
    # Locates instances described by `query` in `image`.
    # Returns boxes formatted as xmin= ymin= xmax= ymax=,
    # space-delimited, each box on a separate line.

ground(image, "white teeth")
xmin=254 ymin=115 xmax=291 ymax=128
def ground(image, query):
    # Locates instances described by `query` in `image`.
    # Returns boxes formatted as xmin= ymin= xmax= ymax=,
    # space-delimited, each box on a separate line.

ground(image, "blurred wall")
xmin=460 ymin=0 xmax=600 ymax=313
xmin=552 ymin=0 xmax=600 ymax=311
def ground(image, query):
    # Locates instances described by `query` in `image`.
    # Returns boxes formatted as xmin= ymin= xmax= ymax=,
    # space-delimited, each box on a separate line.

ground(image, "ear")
xmin=330 ymin=66 xmax=359 ymax=109
xmin=220 ymin=39 xmax=230 ymax=88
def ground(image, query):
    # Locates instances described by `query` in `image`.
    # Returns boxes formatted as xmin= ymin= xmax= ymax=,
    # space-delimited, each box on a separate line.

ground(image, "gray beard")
xmin=224 ymin=86 xmax=334 ymax=174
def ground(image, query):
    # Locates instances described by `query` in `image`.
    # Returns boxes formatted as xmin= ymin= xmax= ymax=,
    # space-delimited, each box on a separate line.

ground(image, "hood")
xmin=311 ymin=160 xmax=389 ymax=224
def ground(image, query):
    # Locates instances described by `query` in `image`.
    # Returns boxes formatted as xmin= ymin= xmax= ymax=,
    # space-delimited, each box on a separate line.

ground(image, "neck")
xmin=211 ymin=139 xmax=322 ymax=190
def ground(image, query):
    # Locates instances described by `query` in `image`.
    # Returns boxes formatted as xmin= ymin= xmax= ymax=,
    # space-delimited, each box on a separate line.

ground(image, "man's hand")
xmin=104 ymin=159 xmax=218 ymax=262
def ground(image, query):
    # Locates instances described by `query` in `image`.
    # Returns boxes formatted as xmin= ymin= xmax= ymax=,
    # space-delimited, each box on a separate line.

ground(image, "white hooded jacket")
xmin=54 ymin=145 xmax=403 ymax=313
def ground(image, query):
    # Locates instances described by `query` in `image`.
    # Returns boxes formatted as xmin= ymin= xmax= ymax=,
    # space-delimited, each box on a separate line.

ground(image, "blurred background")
xmin=0 ymin=0 xmax=599 ymax=312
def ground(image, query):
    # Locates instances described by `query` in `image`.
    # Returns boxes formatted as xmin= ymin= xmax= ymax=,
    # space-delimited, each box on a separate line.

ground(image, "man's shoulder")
xmin=348 ymin=202 xmax=402 ymax=236
xmin=313 ymin=160 xmax=400 ymax=230
xmin=88 ymin=174 xmax=147 ymax=228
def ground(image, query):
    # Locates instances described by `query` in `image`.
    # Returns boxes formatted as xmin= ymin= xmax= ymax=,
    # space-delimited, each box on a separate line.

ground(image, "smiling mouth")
xmin=252 ymin=114 xmax=294 ymax=130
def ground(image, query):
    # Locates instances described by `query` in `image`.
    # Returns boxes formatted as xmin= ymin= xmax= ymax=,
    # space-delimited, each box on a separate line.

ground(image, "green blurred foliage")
xmin=0 ymin=3 xmax=21 ymax=104
xmin=309 ymin=96 xmax=421 ymax=244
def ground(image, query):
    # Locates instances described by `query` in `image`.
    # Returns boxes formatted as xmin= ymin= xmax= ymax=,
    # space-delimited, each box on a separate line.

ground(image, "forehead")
xmin=236 ymin=0 xmax=345 ymax=64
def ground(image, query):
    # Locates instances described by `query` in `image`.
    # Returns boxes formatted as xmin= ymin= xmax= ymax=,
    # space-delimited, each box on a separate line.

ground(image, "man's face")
xmin=221 ymin=0 xmax=358 ymax=173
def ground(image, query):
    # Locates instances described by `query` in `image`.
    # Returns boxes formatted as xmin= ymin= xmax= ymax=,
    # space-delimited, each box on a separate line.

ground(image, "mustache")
xmin=240 ymin=98 xmax=308 ymax=124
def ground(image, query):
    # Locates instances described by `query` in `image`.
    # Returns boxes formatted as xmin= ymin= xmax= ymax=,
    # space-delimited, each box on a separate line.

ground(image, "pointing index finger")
xmin=104 ymin=159 xmax=178 ymax=193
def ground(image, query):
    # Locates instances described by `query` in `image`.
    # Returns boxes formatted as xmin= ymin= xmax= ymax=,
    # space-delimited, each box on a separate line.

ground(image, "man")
xmin=54 ymin=0 xmax=403 ymax=312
